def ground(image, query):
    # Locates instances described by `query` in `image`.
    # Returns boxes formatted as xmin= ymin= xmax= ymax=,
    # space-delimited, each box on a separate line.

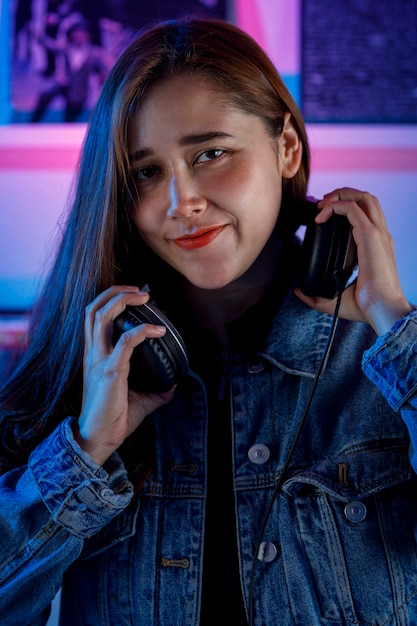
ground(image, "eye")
xmin=134 ymin=165 xmax=161 ymax=181
xmin=195 ymin=148 xmax=225 ymax=164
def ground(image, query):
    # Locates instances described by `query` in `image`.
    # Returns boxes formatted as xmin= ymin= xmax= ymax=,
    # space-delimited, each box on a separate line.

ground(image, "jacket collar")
xmin=260 ymin=286 xmax=334 ymax=377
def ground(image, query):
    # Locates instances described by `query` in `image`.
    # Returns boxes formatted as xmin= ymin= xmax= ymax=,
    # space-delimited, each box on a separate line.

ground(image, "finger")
xmin=110 ymin=322 xmax=167 ymax=373
xmin=294 ymin=286 xmax=337 ymax=315
xmin=90 ymin=290 xmax=152 ymax=354
xmin=318 ymin=188 xmax=386 ymax=229
xmin=84 ymin=285 xmax=141 ymax=344
xmin=295 ymin=282 xmax=364 ymax=322
xmin=86 ymin=324 xmax=167 ymax=413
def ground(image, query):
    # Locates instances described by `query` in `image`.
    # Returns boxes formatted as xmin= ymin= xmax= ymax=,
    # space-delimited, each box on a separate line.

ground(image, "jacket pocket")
xmin=280 ymin=439 xmax=417 ymax=625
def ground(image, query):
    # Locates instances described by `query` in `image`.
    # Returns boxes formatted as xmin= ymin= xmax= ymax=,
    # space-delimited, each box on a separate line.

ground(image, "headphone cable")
xmin=247 ymin=271 xmax=347 ymax=625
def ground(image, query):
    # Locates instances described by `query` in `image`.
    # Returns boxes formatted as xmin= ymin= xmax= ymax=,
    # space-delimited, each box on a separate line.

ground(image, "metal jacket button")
xmin=248 ymin=444 xmax=270 ymax=464
xmin=258 ymin=541 xmax=278 ymax=562
xmin=247 ymin=359 xmax=265 ymax=374
xmin=344 ymin=501 xmax=367 ymax=522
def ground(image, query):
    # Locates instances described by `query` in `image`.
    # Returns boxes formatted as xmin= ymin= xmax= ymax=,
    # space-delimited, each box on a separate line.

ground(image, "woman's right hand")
xmin=74 ymin=286 xmax=175 ymax=466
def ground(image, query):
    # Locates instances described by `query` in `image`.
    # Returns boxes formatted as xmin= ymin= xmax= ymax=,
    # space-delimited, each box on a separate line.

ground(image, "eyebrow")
xmin=129 ymin=132 xmax=234 ymax=162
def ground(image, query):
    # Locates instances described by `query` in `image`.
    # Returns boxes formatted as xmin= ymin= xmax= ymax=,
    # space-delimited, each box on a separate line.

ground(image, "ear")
xmin=278 ymin=112 xmax=302 ymax=179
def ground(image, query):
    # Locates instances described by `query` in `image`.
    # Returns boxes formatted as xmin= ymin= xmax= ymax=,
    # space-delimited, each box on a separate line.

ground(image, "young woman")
xmin=0 ymin=16 xmax=416 ymax=626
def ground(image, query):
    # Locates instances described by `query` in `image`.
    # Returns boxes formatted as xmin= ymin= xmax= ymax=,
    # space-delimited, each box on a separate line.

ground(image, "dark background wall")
xmin=302 ymin=0 xmax=417 ymax=122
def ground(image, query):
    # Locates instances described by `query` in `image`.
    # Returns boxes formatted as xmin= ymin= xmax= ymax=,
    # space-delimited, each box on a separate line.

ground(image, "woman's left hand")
xmin=295 ymin=187 xmax=414 ymax=335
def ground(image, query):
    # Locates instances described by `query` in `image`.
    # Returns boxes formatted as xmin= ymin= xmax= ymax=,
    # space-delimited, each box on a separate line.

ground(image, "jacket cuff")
xmin=29 ymin=417 xmax=134 ymax=538
xmin=362 ymin=310 xmax=417 ymax=411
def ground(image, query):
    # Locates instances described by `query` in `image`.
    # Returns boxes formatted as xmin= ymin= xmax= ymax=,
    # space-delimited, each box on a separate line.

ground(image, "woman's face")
xmin=128 ymin=74 xmax=299 ymax=290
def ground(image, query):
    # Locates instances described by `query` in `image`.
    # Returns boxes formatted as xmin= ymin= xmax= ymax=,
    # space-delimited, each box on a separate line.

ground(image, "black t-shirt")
xmin=195 ymin=335 xmax=248 ymax=626
xmin=190 ymin=278 xmax=286 ymax=625
xmin=154 ymin=240 xmax=296 ymax=624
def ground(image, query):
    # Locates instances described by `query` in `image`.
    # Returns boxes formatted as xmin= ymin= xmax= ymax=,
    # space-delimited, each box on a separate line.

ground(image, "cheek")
xmin=129 ymin=201 xmax=160 ymax=242
xmin=226 ymin=154 xmax=281 ymax=200
xmin=227 ymin=162 xmax=283 ymax=224
xmin=215 ymin=161 xmax=255 ymax=194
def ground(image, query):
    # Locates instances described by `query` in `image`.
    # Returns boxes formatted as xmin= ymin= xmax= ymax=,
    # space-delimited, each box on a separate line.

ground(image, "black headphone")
xmin=113 ymin=302 xmax=189 ymax=393
xmin=113 ymin=201 xmax=357 ymax=394
xmin=298 ymin=199 xmax=357 ymax=298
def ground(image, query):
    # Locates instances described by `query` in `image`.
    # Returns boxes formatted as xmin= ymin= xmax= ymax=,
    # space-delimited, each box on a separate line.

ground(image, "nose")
xmin=167 ymin=173 xmax=206 ymax=218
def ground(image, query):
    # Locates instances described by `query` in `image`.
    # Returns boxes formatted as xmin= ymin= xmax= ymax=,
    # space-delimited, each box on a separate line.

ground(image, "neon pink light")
xmin=0 ymin=146 xmax=416 ymax=171
xmin=235 ymin=0 xmax=264 ymax=49
xmin=310 ymin=147 xmax=417 ymax=171
xmin=0 ymin=147 xmax=80 ymax=169
xmin=235 ymin=0 xmax=300 ymax=73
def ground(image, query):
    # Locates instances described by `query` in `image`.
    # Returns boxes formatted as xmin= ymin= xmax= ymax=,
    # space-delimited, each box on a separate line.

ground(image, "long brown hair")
xmin=0 ymin=15 xmax=310 ymax=474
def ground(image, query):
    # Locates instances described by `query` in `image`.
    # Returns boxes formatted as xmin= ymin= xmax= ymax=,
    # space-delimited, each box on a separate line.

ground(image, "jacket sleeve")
xmin=0 ymin=417 xmax=134 ymax=626
xmin=362 ymin=309 xmax=417 ymax=471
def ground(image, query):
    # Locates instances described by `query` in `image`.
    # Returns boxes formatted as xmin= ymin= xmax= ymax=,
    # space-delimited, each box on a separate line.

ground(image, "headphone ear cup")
xmin=129 ymin=336 xmax=178 ymax=393
xmin=113 ymin=302 xmax=189 ymax=393
xmin=298 ymin=211 xmax=357 ymax=299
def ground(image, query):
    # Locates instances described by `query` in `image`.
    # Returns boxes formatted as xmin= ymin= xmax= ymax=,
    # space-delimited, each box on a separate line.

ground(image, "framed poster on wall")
xmin=301 ymin=0 xmax=417 ymax=122
xmin=4 ymin=0 xmax=227 ymax=124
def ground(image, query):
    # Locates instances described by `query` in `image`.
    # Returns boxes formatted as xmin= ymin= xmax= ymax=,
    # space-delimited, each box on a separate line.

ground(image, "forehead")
xmin=140 ymin=73 xmax=230 ymax=110
xmin=128 ymin=74 xmax=246 ymax=148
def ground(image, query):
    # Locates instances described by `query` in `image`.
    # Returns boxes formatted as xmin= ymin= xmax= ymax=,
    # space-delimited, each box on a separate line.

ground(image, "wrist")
xmin=71 ymin=420 xmax=115 ymax=467
xmin=366 ymin=298 xmax=415 ymax=336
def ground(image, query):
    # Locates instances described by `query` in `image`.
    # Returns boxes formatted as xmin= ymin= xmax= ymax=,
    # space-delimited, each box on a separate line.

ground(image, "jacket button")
xmin=248 ymin=443 xmax=270 ymax=464
xmin=247 ymin=359 xmax=265 ymax=374
xmin=257 ymin=541 xmax=278 ymax=562
xmin=344 ymin=501 xmax=367 ymax=522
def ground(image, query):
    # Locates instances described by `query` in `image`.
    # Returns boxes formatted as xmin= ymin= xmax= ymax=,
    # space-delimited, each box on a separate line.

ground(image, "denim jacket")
xmin=1 ymin=292 xmax=417 ymax=626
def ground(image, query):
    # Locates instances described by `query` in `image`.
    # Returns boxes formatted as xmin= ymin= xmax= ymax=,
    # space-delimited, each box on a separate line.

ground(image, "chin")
xmin=189 ymin=278 xmax=232 ymax=291
xmin=184 ymin=268 xmax=244 ymax=292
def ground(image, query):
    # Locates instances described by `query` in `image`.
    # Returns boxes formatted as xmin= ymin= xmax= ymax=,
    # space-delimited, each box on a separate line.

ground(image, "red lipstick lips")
xmin=173 ymin=225 xmax=226 ymax=250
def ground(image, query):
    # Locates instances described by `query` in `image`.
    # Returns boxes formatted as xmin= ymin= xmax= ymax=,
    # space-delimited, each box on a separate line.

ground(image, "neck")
xmin=181 ymin=233 xmax=287 ymax=346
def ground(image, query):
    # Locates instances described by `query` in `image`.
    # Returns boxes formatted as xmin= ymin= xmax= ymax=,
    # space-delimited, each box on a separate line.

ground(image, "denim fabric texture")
xmin=1 ymin=294 xmax=416 ymax=625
